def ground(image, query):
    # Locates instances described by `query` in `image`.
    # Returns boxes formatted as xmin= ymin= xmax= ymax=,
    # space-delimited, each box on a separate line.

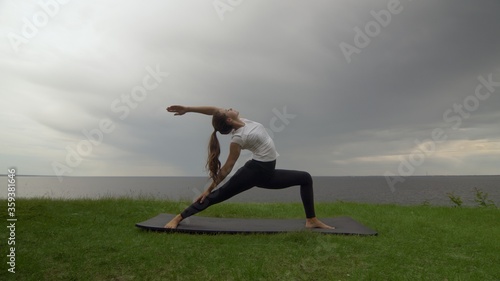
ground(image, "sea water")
xmin=0 ymin=175 xmax=499 ymax=207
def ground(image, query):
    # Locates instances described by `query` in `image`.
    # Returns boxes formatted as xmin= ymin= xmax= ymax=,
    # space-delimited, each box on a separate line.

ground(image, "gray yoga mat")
xmin=136 ymin=214 xmax=378 ymax=235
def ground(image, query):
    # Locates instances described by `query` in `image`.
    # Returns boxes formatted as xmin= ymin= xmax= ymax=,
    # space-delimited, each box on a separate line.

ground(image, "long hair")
xmin=206 ymin=111 xmax=233 ymax=183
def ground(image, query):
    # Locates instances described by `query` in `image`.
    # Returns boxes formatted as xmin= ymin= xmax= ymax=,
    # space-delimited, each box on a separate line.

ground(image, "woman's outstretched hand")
xmin=166 ymin=105 xmax=188 ymax=116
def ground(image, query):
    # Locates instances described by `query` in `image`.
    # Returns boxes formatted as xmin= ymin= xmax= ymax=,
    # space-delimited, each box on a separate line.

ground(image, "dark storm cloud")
xmin=1 ymin=0 xmax=499 ymax=176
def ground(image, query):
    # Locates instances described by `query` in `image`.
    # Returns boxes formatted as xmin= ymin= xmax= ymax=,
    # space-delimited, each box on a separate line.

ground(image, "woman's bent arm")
xmin=207 ymin=142 xmax=241 ymax=191
xmin=197 ymin=143 xmax=241 ymax=203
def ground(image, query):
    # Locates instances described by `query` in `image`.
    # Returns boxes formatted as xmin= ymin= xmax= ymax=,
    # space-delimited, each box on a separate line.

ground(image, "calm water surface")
xmin=1 ymin=175 xmax=499 ymax=207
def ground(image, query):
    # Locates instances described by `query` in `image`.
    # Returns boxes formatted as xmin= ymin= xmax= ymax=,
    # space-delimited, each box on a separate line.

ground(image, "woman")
xmin=164 ymin=105 xmax=333 ymax=229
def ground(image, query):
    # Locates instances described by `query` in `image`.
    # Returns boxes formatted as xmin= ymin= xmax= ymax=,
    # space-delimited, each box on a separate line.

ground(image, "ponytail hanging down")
xmin=206 ymin=130 xmax=221 ymax=183
xmin=206 ymin=110 xmax=233 ymax=183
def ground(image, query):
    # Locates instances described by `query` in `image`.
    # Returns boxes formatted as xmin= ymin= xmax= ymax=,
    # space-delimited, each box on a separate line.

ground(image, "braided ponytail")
xmin=205 ymin=110 xmax=233 ymax=183
xmin=206 ymin=130 xmax=221 ymax=183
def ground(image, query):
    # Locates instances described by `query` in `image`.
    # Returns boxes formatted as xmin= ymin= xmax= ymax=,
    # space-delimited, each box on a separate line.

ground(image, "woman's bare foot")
xmin=164 ymin=214 xmax=183 ymax=229
xmin=305 ymin=217 xmax=335 ymax=229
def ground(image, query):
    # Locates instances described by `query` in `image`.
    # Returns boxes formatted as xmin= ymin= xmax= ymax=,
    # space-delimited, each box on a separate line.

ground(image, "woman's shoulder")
xmin=241 ymin=117 xmax=256 ymax=123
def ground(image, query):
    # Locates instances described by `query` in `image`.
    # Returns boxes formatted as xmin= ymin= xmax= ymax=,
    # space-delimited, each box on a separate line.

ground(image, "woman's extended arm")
xmin=167 ymin=105 xmax=222 ymax=116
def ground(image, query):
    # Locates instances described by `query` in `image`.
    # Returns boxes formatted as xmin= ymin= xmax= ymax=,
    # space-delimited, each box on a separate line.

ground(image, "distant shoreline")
xmin=1 ymin=175 xmax=498 ymax=206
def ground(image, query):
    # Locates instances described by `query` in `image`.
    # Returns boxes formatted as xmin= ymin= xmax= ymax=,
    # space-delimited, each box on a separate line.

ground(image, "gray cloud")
xmin=1 ymin=0 xmax=499 ymax=176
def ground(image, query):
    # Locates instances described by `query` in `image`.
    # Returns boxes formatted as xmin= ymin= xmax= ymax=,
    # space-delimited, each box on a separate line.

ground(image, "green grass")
xmin=0 ymin=198 xmax=499 ymax=281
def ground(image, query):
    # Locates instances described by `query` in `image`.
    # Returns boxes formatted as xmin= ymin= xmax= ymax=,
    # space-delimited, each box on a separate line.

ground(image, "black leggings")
xmin=180 ymin=159 xmax=316 ymax=219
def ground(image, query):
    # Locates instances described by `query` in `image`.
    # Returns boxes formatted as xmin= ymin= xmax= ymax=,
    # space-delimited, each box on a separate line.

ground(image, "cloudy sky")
xmin=1 ymin=0 xmax=499 ymax=178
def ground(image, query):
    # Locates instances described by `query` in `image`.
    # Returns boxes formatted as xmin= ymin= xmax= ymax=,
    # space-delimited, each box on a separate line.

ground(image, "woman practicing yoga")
xmin=164 ymin=105 xmax=333 ymax=229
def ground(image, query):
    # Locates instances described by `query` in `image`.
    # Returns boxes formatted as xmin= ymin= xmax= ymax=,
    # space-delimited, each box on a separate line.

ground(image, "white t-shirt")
xmin=231 ymin=118 xmax=279 ymax=162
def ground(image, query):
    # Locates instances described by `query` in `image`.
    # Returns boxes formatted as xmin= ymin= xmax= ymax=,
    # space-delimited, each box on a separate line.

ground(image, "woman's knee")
xmin=300 ymin=171 xmax=313 ymax=187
